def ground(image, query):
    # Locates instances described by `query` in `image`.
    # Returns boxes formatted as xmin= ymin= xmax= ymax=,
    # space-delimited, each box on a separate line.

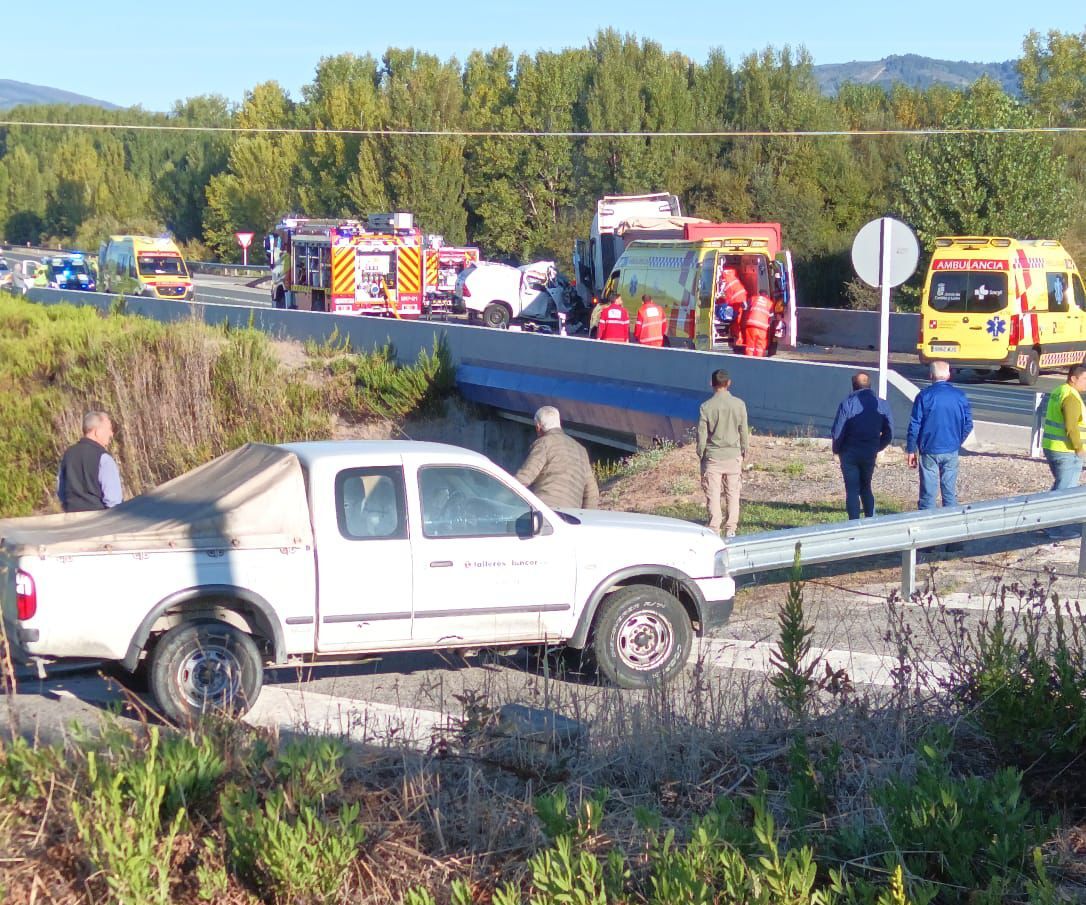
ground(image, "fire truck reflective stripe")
xmin=398 ymin=246 xmax=422 ymax=296
xmin=331 ymin=247 xmax=355 ymax=298
xmin=425 ymin=251 xmax=438 ymax=289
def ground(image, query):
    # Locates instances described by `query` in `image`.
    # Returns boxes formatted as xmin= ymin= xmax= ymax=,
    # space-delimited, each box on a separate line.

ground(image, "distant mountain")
xmin=0 ymin=79 xmax=119 ymax=111
xmin=813 ymin=54 xmax=1020 ymax=98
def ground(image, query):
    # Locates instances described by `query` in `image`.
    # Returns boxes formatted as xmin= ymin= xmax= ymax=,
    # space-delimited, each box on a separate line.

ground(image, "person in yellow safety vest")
xmin=743 ymin=293 xmax=775 ymax=357
xmin=633 ymin=294 xmax=666 ymax=347
xmin=1041 ymin=363 xmax=1086 ymax=490
xmin=33 ymin=262 xmax=49 ymax=287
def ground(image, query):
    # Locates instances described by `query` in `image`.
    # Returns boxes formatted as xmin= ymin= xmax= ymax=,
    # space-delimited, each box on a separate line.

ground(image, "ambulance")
xmin=603 ymin=226 xmax=796 ymax=351
xmin=97 ymin=236 xmax=194 ymax=301
xmin=918 ymin=237 xmax=1086 ymax=385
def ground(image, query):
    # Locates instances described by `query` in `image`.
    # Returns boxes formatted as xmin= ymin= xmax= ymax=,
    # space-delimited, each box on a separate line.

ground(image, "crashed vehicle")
xmin=453 ymin=260 xmax=583 ymax=331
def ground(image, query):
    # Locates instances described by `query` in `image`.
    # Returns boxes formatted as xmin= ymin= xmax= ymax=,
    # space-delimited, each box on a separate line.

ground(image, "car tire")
xmin=591 ymin=585 xmax=692 ymax=689
xmin=149 ymin=620 xmax=263 ymax=725
xmin=1018 ymin=349 xmax=1040 ymax=385
xmin=483 ymin=303 xmax=511 ymax=329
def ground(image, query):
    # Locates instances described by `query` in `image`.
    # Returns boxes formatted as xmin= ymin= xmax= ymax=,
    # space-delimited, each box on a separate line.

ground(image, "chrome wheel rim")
xmin=177 ymin=639 xmax=241 ymax=709
xmin=616 ymin=611 xmax=674 ymax=672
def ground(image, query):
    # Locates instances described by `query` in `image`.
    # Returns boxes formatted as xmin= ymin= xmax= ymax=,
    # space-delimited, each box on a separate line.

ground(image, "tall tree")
xmin=203 ymin=82 xmax=301 ymax=259
xmin=895 ymin=78 xmax=1073 ymax=246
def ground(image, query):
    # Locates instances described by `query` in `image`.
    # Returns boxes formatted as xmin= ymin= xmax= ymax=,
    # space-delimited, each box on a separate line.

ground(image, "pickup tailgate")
xmin=0 ymin=443 xmax=316 ymax=662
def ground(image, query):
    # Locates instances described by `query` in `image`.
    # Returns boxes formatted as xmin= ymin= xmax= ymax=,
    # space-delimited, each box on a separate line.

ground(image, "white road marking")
xmin=909 ymin=592 xmax=1085 ymax=616
xmin=245 ymin=685 xmax=453 ymax=749
xmin=692 ymin=638 xmax=950 ymax=687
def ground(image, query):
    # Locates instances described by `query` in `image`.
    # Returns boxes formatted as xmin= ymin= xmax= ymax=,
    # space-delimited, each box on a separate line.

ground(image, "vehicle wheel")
xmin=1018 ymin=349 xmax=1040 ymax=385
xmin=149 ymin=621 xmax=263 ymax=724
xmin=483 ymin=303 xmax=511 ymax=329
xmin=591 ymin=585 xmax=692 ymax=689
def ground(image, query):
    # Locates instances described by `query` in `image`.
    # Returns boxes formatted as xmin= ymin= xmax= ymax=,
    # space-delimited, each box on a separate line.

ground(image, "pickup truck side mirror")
xmin=531 ymin=509 xmax=544 ymax=536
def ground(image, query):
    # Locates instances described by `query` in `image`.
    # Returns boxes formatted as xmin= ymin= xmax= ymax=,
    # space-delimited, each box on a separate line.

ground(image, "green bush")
xmin=871 ymin=728 xmax=1050 ymax=902
xmin=221 ymin=736 xmax=364 ymax=905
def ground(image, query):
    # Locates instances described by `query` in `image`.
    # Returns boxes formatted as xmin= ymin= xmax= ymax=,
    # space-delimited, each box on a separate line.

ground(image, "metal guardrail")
xmin=725 ymin=485 xmax=1086 ymax=595
xmin=188 ymin=261 xmax=270 ymax=277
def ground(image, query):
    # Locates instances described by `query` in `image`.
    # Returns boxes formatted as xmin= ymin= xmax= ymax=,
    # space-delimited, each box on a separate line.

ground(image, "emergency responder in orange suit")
xmin=743 ymin=293 xmax=775 ymax=357
xmin=718 ymin=267 xmax=747 ymax=348
xmin=597 ymin=295 xmax=631 ymax=342
xmin=633 ymin=295 xmax=666 ymax=347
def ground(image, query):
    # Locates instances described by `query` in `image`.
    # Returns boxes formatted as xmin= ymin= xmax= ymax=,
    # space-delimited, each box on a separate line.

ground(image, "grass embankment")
xmin=596 ymin=443 xmax=903 ymax=533
xmin=0 ymin=294 xmax=451 ymax=517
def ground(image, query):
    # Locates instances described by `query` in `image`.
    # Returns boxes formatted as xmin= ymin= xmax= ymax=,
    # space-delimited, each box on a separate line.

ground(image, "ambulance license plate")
xmin=930 ymin=343 xmax=958 ymax=353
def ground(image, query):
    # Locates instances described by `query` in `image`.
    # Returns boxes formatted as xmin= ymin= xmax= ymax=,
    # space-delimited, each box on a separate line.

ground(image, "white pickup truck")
xmin=1 ymin=441 xmax=735 ymax=723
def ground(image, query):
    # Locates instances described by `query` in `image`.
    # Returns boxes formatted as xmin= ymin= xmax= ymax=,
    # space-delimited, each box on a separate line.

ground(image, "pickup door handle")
xmin=430 ymin=560 xmax=453 ymax=568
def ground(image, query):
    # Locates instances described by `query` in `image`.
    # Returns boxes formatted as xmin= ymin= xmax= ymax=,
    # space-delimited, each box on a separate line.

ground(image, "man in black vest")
xmin=57 ymin=411 xmax=123 ymax=512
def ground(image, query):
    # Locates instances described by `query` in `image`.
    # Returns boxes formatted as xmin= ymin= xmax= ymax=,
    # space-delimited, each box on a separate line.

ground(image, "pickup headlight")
xmin=714 ymin=548 xmax=729 ymax=577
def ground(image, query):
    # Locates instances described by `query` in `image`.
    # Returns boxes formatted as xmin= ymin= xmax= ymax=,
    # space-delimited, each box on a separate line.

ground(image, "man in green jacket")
xmin=1041 ymin=363 xmax=1086 ymax=490
xmin=697 ymin=369 xmax=750 ymax=537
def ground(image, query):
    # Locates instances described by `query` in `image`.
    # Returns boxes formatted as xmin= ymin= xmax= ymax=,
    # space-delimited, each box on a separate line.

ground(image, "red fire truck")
xmin=265 ymin=213 xmax=424 ymax=318
xmin=424 ymin=239 xmax=480 ymax=316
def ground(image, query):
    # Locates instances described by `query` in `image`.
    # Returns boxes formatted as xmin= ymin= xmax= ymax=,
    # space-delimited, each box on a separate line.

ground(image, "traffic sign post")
xmin=851 ymin=217 xmax=919 ymax=399
xmin=235 ymin=231 xmax=255 ymax=266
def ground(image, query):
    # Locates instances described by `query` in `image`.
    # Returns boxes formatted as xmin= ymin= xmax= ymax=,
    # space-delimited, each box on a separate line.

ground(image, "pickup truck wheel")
xmin=149 ymin=621 xmax=263 ymax=724
xmin=591 ymin=586 xmax=691 ymax=689
xmin=483 ymin=303 xmax=511 ymax=329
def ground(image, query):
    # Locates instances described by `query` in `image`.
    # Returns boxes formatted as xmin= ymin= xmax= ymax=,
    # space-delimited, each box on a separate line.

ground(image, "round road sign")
xmin=851 ymin=217 xmax=919 ymax=289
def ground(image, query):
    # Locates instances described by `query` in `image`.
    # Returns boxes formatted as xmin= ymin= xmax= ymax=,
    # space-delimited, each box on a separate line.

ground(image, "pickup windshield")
xmin=928 ymin=272 xmax=1009 ymax=313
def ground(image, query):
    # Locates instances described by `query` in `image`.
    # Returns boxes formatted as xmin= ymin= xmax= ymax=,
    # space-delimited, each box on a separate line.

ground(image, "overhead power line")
xmin=2 ymin=120 xmax=1086 ymax=138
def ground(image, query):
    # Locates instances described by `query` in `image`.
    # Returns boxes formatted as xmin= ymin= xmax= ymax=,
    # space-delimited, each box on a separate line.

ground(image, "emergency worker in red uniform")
xmin=718 ymin=267 xmax=747 ymax=348
xmin=743 ymin=293 xmax=775 ymax=357
xmin=633 ymin=295 xmax=666 ymax=347
xmin=597 ymin=295 xmax=631 ymax=343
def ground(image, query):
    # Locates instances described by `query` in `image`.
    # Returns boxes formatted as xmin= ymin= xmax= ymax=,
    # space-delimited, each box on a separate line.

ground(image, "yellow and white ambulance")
xmin=97 ymin=235 xmax=195 ymax=301
xmin=603 ymin=226 xmax=796 ymax=351
xmin=918 ymin=236 xmax=1086 ymax=384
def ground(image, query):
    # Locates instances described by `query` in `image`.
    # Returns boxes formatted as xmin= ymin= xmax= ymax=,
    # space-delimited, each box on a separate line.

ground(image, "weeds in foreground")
xmin=1 ymin=575 xmax=1082 ymax=902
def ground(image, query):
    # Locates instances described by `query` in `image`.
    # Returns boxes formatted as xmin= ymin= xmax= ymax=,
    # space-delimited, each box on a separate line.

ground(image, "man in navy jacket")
xmin=906 ymin=361 xmax=974 ymax=510
xmin=831 ymin=372 xmax=894 ymax=519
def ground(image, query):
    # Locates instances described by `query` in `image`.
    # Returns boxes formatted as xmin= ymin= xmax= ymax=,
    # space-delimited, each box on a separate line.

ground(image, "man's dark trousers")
xmin=840 ymin=451 xmax=876 ymax=520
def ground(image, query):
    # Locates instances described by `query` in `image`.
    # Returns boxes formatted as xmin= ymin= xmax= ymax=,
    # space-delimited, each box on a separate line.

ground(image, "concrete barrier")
xmin=27 ymin=289 xmax=919 ymax=447
xmin=797 ymin=307 xmax=920 ymax=354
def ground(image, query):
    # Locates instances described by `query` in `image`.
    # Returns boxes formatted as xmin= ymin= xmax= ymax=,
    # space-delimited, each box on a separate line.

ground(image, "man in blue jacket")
xmin=906 ymin=361 xmax=974 ymax=511
xmin=831 ymin=372 xmax=894 ymax=519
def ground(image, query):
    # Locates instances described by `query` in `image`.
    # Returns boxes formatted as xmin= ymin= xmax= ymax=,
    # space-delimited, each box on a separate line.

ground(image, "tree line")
xmin=1 ymin=27 xmax=1084 ymax=307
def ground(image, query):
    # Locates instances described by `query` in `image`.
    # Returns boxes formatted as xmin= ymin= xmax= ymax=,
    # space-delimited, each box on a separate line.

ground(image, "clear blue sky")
xmin=5 ymin=2 xmax=1084 ymax=111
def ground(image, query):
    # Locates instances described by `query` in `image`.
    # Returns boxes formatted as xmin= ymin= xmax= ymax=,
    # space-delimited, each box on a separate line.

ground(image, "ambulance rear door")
xmin=774 ymin=250 xmax=797 ymax=348
xmin=693 ymin=249 xmax=718 ymax=349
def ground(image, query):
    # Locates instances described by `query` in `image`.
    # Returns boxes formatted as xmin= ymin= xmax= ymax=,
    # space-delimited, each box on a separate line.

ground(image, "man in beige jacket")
xmin=697 ymin=369 xmax=750 ymax=537
xmin=515 ymin=406 xmax=599 ymax=509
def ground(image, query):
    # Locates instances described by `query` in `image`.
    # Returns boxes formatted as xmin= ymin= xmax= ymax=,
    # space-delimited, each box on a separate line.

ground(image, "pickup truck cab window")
xmin=418 ymin=466 xmax=533 ymax=538
xmin=335 ymin=467 xmax=408 ymax=540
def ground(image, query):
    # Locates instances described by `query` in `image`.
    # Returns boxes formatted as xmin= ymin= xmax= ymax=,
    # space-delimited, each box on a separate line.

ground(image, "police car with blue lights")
xmin=41 ymin=254 xmax=96 ymax=291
